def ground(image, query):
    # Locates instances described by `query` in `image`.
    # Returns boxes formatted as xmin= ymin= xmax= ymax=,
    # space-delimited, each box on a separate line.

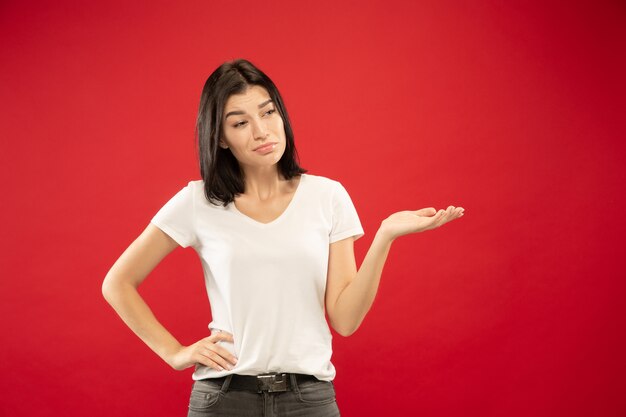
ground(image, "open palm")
xmin=380 ymin=206 xmax=464 ymax=241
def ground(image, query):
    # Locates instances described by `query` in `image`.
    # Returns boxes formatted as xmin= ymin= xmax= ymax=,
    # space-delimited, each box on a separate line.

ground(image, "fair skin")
xmin=101 ymin=84 xmax=465 ymax=373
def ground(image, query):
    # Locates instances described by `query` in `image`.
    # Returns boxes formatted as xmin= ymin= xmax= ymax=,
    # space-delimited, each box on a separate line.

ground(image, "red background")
xmin=1 ymin=1 xmax=625 ymax=416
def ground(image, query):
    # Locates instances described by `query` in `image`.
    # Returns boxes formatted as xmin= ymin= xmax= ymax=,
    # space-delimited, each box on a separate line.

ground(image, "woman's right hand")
xmin=167 ymin=331 xmax=238 ymax=371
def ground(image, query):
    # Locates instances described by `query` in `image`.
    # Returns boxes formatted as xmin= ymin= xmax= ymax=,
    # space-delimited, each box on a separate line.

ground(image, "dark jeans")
xmin=187 ymin=374 xmax=341 ymax=417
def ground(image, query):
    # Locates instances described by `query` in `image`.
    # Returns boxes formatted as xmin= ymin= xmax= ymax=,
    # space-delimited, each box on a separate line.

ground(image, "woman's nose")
xmin=251 ymin=119 xmax=269 ymax=139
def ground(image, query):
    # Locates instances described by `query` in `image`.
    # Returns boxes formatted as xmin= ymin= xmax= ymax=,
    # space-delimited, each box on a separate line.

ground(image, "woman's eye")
xmin=232 ymin=109 xmax=274 ymax=128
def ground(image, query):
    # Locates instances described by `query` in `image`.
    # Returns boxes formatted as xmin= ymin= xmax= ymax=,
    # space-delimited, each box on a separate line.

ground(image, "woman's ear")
xmin=219 ymin=139 xmax=229 ymax=149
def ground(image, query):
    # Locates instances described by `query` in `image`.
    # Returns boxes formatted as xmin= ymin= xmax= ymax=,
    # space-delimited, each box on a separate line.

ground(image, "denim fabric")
xmin=187 ymin=374 xmax=341 ymax=417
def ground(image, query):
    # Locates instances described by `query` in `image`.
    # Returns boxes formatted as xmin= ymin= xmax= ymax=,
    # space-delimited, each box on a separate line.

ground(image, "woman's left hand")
xmin=379 ymin=206 xmax=465 ymax=241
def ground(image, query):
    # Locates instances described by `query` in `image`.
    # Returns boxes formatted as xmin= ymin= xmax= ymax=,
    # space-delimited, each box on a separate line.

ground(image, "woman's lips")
xmin=254 ymin=143 xmax=277 ymax=154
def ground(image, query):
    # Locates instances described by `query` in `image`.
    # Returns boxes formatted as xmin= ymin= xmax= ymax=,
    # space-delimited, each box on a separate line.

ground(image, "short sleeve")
xmin=150 ymin=181 xmax=198 ymax=248
xmin=329 ymin=181 xmax=365 ymax=243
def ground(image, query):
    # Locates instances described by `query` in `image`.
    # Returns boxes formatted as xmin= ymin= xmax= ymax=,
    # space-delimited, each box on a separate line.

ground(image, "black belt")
xmin=205 ymin=372 xmax=318 ymax=393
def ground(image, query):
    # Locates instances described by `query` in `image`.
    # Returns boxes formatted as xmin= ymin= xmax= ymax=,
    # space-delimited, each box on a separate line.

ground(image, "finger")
xmin=201 ymin=348 xmax=234 ymax=371
xmin=443 ymin=207 xmax=456 ymax=223
xmin=208 ymin=332 xmax=234 ymax=343
xmin=209 ymin=328 xmax=234 ymax=338
xmin=202 ymin=336 xmax=238 ymax=365
xmin=442 ymin=206 xmax=463 ymax=223
xmin=415 ymin=207 xmax=437 ymax=217
xmin=214 ymin=332 xmax=234 ymax=341
xmin=193 ymin=349 xmax=225 ymax=371
xmin=433 ymin=209 xmax=446 ymax=227
xmin=198 ymin=355 xmax=225 ymax=371
xmin=210 ymin=344 xmax=238 ymax=365
xmin=441 ymin=207 xmax=455 ymax=222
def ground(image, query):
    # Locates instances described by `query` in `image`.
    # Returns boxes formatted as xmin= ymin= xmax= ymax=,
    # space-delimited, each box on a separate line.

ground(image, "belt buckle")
xmin=257 ymin=372 xmax=288 ymax=393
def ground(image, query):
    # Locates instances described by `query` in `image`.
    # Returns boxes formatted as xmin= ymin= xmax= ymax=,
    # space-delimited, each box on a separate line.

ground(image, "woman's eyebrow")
xmin=225 ymin=99 xmax=273 ymax=119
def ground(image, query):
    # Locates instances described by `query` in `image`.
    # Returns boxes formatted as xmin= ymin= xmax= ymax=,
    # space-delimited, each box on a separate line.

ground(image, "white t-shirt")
xmin=150 ymin=173 xmax=364 ymax=381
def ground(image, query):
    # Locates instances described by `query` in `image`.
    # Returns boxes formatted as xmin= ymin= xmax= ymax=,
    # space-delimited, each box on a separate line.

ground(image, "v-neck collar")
xmin=229 ymin=174 xmax=306 ymax=227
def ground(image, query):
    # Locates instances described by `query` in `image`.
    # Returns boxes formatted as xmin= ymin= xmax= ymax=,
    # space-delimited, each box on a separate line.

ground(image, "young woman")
xmin=102 ymin=58 xmax=464 ymax=417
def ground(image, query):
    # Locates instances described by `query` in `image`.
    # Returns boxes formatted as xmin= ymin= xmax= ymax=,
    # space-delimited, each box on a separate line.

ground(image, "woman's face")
xmin=220 ymin=85 xmax=286 ymax=172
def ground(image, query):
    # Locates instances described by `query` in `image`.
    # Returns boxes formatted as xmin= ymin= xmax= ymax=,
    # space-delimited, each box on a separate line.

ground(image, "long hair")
xmin=195 ymin=58 xmax=307 ymax=207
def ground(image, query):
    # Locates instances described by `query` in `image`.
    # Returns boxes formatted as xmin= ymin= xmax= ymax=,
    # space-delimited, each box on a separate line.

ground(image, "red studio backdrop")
xmin=1 ymin=1 xmax=625 ymax=416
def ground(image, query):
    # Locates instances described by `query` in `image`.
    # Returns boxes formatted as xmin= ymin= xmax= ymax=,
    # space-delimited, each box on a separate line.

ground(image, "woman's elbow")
xmin=337 ymin=329 xmax=356 ymax=337
xmin=332 ymin=322 xmax=358 ymax=337
xmin=101 ymin=273 xmax=130 ymax=303
xmin=101 ymin=275 xmax=116 ymax=302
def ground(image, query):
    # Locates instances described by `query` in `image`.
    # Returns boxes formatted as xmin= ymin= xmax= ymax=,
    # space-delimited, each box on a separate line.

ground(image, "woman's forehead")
xmin=225 ymin=85 xmax=270 ymax=110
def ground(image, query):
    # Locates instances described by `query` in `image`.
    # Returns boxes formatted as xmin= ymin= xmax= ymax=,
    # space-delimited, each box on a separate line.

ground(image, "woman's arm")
xmin=325 ymin=229 xmax=392 ymax=337
xmin=325 ymin=205 xmax=465 ymax=337
xmin=101 ymin=224 xmax=237 ymax=371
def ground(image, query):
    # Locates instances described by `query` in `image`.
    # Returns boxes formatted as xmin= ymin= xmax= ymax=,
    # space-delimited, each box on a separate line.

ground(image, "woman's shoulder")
xmin=188 ymin=179 xmax=204 ymax=188
xmin=182 ymin=179 xmax=228 ymax=209
xmin=180 ymin=179 xmax=204 ymax=195
xmin=301 ymin=173 xmax=341 ymax=189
